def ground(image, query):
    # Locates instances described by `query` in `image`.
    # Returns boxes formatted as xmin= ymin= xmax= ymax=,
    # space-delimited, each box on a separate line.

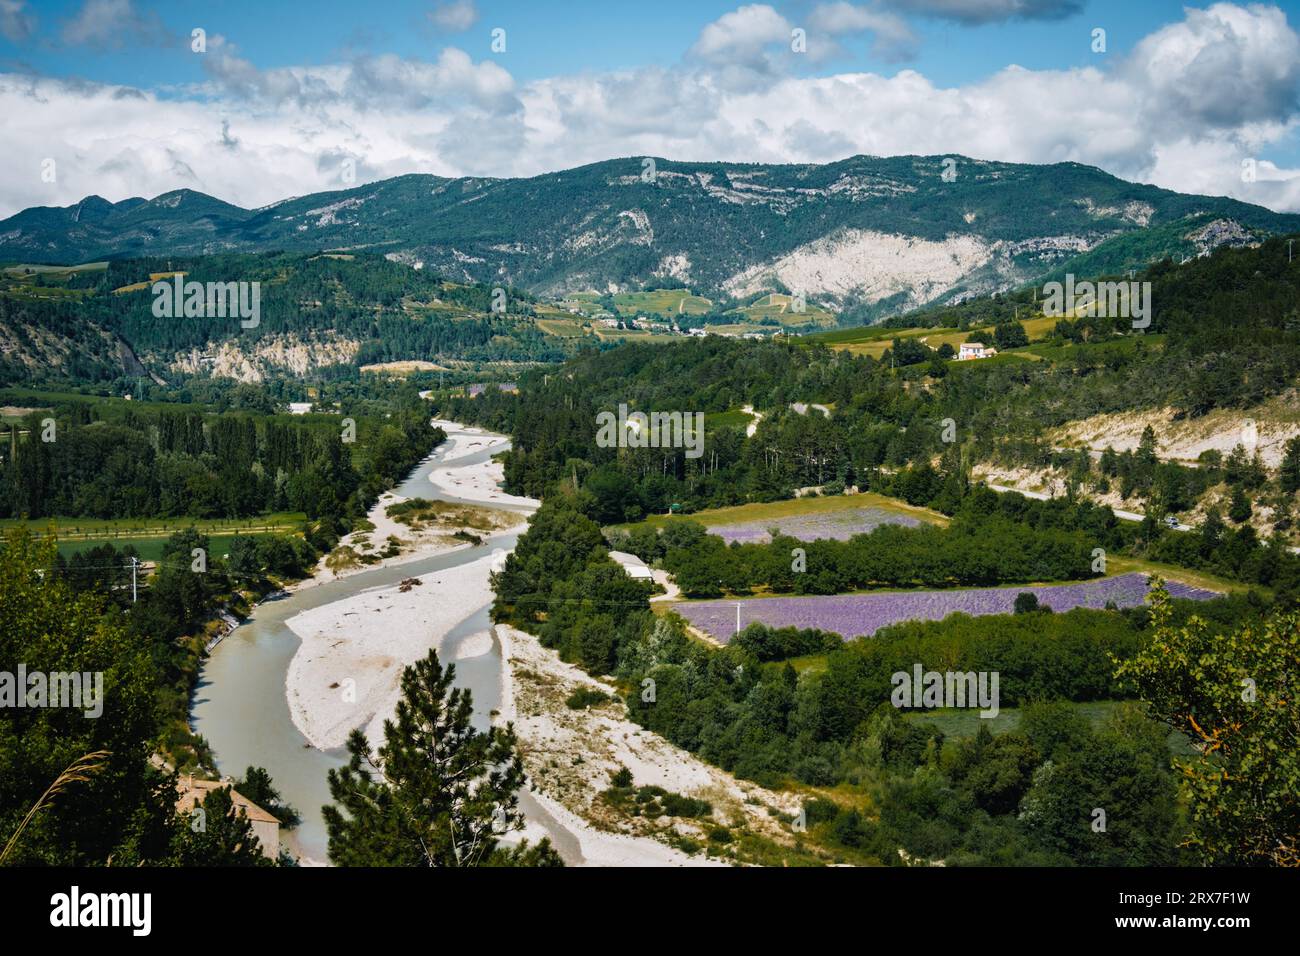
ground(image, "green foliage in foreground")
xmin=1116 ymin=588 xmax=1300 ymax=866
xmin=323 ymin=649 xmax=562 ymax=867
xmin=0 ymin=529 xmax=283 ymax=865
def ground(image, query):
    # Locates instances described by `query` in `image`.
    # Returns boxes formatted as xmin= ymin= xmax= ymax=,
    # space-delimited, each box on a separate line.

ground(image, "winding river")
xmin=190 ymin=426 xmax=551 ymax=864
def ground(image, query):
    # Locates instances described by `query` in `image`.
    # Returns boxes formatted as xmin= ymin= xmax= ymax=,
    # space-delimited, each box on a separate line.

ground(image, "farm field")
xmin=360 ymin=360 xmax=450 ymax=375
xmin=613 ymin=290 xmax=713 ymax=316
xmin=0 ymin=386 xmax=184 ymax=413
xmin=727 ymin=293 xmax=836 ymax=326
xmin=673 ymin=573 xmax=1219 ymax=643
xmin=2 ymin=513 xmax=306 ymax=562
xmin=2 ymin=262 xmax=108 ymax=275
xmin=818 ymin=313 xmax=1059 ymax=358
xmin=591 ymin=327 xmax=673 ymax=342
xmin=1 ymin=261 xmax=108 ymax=301
xmin=612 ymin=491 xmax=948 ymax=534
xmin=707 ymin=505 xmax=923 ymax=543
xmin=536 ymin=317 xmax=590 ymax=337
xmin=1026 ymin=334 xmax=1166 ymax=362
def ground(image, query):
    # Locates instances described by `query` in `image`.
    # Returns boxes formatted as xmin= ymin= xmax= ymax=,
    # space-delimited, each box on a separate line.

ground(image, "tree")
xmin=323 ymin=649 xmax=562 ymax=867
xmin=1115 ymin=585 xmax=1300 ymax=865
xmin=1280 ymin=437 xmax=1300 ymax=495
xmin=1228 ymin=486 xmax=1253 ymax=524
xmin=0 ymin=528 xmax=165 ymax=865
xmin=1018 ymin=706 xmax=1182 ymax=866
xmin=993 ymin=322 xmax=1028 ymax=350
xmin=169 ymin=785 xmax=273 ymax=866
xmin=227 ymin=534 xmax=261 ymax=576
xmin=1199 ymin=507 xmax=1225 ymax=558
xmin=1013 ymin=592 xmax=1040 ymax=614
xmin=951 ymin=726 xmax=1040 ymax=815
xmin=1136 ymin=426 xmax=1158 ymax=468
xmin=236 ymin=765 xmax=300 ymax=827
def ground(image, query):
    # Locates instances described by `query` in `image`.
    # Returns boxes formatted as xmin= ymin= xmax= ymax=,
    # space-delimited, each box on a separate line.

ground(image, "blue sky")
xmin=2 ymin=0 xmax=1238 ymax=90
xmin=1 ymin=0 xmax=1298 ymax=215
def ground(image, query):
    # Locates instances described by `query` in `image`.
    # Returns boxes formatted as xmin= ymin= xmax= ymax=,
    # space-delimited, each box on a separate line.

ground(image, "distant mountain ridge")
xmin=4 ymin=155 xmax=1298 ymax=318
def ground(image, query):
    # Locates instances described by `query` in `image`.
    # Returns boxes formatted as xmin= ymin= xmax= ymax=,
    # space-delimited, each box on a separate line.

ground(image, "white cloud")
xmin=2 ymin=2 xmax=1298 ymax=219
xmin=1126 ymin=2 xmax=1300 ymax=131
xmin=61 ymin=0 xmax=170 ymax=48
xmin=199 ymin=39 xmax=519 ymax=114
xmin=808 ymin=2 xmax=918 ymax=61
xmin=0 ymin=0 xmax=34 ymax=42
xmin=428 ymin=0 xmax=478 ymax=33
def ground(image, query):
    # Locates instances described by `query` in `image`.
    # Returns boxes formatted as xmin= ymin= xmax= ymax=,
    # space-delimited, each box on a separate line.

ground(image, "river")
xmin=190 ymin=425 xmax=537 ymax=864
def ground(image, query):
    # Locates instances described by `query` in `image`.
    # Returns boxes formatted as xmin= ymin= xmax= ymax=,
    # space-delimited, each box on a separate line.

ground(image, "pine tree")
xmin=1281 ymin=437 xmax=1300 ymax=495
xmin=1228 ymin=486 xmax=1253 ymax=524
xmin=323 ymin=649 xmax=562 ymax=867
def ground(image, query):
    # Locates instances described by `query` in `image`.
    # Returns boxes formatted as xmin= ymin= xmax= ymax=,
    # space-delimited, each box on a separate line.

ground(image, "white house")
xmin=288 ymin=402 xmax=313 ymax=414
xmin=958 ymin=343 xmax=996 ymax=360
xmin=608 ymin=550 xmax=655 ymax=581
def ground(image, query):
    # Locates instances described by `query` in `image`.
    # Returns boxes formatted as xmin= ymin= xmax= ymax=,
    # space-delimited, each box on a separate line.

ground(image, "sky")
xmin=1 ymin=0 xmax=1298 ymax=217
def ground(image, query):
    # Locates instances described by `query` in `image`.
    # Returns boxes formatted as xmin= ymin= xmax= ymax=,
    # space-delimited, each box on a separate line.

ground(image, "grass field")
xmin=900 ymin=700 xmax=1197 ymax=755
xmin=703 ymin=408 xmax=756 ymax=430
xmin=592 ymin=327 xmax=670 ymax=342
xmin=1026 ymin=334 xmax=1167 ymax=362
xmin=1 ymin=262 xmax=107 ymax=302
xmin=726 ymin=293 xmax=836 ymax=326
xmin=819 ymin=313 xmax=1063 ymax=358
xmin=612 ymin=290 xmax=714 ymax=316
xmin=536 ymin=317 xmax=591 ymax=337
xmin=610 ymin=491 xmax=950 ymax=533
xmin=1107 ymin=555 xmax=1252 ymax=595
xmin=2 ymin=262 xmax=108 ymax=275
xmin=2 ymin=513 xmax=307 ymax=561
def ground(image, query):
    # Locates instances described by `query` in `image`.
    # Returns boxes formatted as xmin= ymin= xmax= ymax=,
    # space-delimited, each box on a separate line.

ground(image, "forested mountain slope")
xmin=0 ymin=252 xmax=563 ymax=387
xmin=5 ymin=156 xmax=1296 ymax=317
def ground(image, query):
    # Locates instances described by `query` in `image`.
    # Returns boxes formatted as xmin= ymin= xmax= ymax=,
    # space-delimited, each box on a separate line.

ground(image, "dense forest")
xmin=0 ymin=391 xmax=442 ymax=534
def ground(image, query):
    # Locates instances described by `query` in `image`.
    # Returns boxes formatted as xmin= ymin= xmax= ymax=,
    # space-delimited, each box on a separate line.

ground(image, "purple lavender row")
xmin=675 ymin=573 xmax=1220 ymax=643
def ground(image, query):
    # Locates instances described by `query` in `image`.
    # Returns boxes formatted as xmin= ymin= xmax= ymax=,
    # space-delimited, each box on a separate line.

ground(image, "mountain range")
xmin=5 ymin=155 xmax=1298 ymax=317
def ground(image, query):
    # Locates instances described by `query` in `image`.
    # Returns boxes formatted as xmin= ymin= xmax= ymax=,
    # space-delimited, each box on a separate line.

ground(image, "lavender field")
xmin=676 ymin=573 xmax=1220 ymax=643
xmin=708 ymin=507 xmax=921 ymax=544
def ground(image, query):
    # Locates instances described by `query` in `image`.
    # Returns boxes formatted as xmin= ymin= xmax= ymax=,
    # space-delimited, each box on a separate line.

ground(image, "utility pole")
xmin=1289 ymin=239 xmax=1294 ymax=263
xmin=130 ymin=557 xmax=138 ymax=604
xmin=735 ymin=602 xmax=741 ymax=637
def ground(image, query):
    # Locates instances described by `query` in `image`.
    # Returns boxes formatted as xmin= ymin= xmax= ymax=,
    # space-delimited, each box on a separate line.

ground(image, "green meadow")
xmin=2 ymin=513 xmax=307 ymax=562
